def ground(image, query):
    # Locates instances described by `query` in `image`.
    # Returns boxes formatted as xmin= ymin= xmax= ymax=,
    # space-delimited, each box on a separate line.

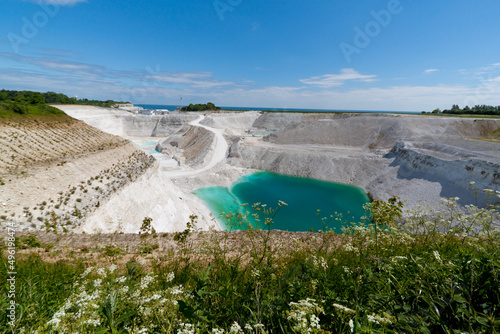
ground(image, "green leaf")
xmin=453 ymin=295 xmax=467 ymax=304
xmin=115 ymin=310 xmax=137 ymax=326
xmin=178 ymin=300 xmax=195 ymax=319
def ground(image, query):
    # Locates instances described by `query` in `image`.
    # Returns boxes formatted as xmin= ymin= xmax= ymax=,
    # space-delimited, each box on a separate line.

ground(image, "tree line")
xmin=0 ymin=90 xmax=126 ymax=116
xmin=425 ymin=104 xmax=500 ymax=115
xmin=180 ymin=102 xmax=221 ymax=111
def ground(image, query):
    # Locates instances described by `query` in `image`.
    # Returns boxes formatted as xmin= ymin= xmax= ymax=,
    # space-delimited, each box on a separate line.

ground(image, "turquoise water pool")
xmin=193 ymin=172 xmax=370 ymax=232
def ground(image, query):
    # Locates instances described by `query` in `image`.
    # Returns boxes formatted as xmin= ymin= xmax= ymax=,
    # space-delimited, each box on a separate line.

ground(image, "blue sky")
xmin=1 ymin=0 xmax=500 ymax=111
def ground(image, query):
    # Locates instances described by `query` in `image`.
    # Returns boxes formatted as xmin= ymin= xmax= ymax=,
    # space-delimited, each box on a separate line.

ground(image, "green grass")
xmin=0 ymin=101 xmax=65 ymax=119
xmin=1 ymin=197 xmax=499 ymax=333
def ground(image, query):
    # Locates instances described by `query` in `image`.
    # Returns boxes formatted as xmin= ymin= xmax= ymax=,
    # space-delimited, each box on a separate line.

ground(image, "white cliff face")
xmin=229 ymin=113 xmax=500 ymax=209
xmin=59 ymin=105 xmax=198 ymax=137
xmin=389 ymin=141 xmax=500 ymax=206
xmin=54 ymin=106 xmax=500 ymax=232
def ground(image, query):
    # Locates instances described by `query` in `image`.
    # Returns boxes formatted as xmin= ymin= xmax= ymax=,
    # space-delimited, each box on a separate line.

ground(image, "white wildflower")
xmin=311 ymin=256 xmax=328 ymax=270
xmin=96 ymin=268 xmax=106 ymax=277
xmin=229 ymin=322 xmax=244 ymax=334
xmin=115 ymin=276 xmax=127 ymax=283
xmin=137 ymin=328 xmax=149 ymax=334
xmin=251 ymin=268 xmax=261 ymax=278
xmin=253 ymin=324 xmax=265 ymax=333
xmin=348 ymin=319 xmax=354 ymax=333
xmin=108 ymin=264 xmax=117 ymax=273
xmin=212 ymin=329 xmax=225 ymax=334
xmin=288 ymin=299 xmax=323 ymax=333
xmin=367 ymin=314 xmax=379 ymax=324
xmin=139 ymin=274 xmax=156 ymax=290
xmin=81 ymin=268 xmax=92 ymax=279
xmin=178 ymin=323 xmax=195 ymax=334
xmin=93 ymin=279 xmax=102 ymax=288
xmin=342 ymin=266 xmax=352 ymax=274
xmin=170 ymin=285 xmax=184 ymax=296
xmin=433 ymin=250 xmax=442 ymax=263
xmin=47 ymin=317 xmax=61 ymax=328
xmin=244 ymin=324 xmax=253 ymax=331
xmin=343 ymin=243 xmax=359 ymax=253
xmin=332 ymin=303 xmax=355 ymax=314
xmin=167 ymin=272 xmax=175 ymax=282
xmin=367 ymin=314 xmax=392 ymax=325
xmin=82 ymin=319 xmax=100 ymax=326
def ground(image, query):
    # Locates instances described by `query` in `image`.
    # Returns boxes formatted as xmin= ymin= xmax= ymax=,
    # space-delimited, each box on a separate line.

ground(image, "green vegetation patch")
xmin=0 ymin=100 xmax=65 ymax=118
xmin=2 ymin=194 xmax=499 ymax=333
xmin=0 ymin=89 xmax=127 ymax=119
xmin=181 ymin=102 xmax=221 ymax=111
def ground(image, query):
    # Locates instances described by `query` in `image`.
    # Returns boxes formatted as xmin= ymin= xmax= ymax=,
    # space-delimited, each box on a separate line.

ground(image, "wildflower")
xmin=108 ymin=264 xmax=117 ymax=273
xmin=348 ymin=319 xmax=354 ymax=333
xmin=288 ymin=299 xmax=323 ymax=333
xmin=484 ymin=189 xmax=495 ymax=195
xmin=139 ymin=274 xmax=156 ymax=290
xmin=143 ymin=294 xmax=161 ymax=303
xmin=433 ymin=250 xmax=442 ymax=263
xmin=47 ymin=317 xmax=61 ymax=328
xmin=367 ymin=314 xmax=392 ymax=325
xmin=391 ymin=256 xmax=407 ymax=263
xmin=93 ymin=279 xmax=102 ymax=288
xmin=311 ymin=256 xmax=328 ymax=270
xmin=332 ymin=303 xmax=355 ymax=314
xmin=343 ymin=243 xmax=359 ymax=253
xmin=82 ymin=319 xmax=100 ymax=326
xmin=342 ymin=266 xmax=352 ymax=274
xmin=167 ymin=272 xmax=175 ymax=282
xmin=251 ymin=268 xmax=261 ymax=278
xmin=253 ymin=323 xmax=265 ymax=333
xmin=278 ymin=200 xmax=288 ymax=206
xmin=212 ymin=329 xmax=225 ymax=334
xmin=170 ymin=285 xmax=184 ymax=296
xmin=96 ymin=268 xmax=106 ymax=277
xmin=115 ymin=276 xmax=127 ymax=283
xmin=137 ymin=328 xmax=149 ymax=334
xmin=229 ymin=322 xmax=244 ymax=334
xmin=81 ymin=268 xmax=92 ymax=279
xmin=178 ymin=323 xmax=195 ymax=334
xmin=244 ymin=324 xmax=253 ymax=332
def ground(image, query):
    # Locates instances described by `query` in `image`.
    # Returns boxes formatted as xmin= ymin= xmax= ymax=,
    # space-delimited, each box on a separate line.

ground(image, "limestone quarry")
xmin=2 ymin=105 xmax=499 ymax=233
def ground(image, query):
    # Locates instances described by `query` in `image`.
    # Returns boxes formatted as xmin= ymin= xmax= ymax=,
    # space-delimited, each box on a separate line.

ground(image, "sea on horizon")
xmin=136 ymin=104 xmax=418 ymax=114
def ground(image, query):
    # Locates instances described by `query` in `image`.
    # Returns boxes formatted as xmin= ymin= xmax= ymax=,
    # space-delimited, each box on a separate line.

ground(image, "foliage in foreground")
xmin=1 ymin=193 xmax=500 ymax=333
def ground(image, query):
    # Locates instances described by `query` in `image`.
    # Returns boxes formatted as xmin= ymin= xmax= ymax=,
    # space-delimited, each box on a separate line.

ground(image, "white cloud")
xmin=2 ymin=53 xmax=500 ymax=111
xmin=424 ymin=69 xmax=439 ymax=74
xmin=300 ymin=69 xmax=377 ymax=88
xmin=35 ymin=0 xmax=86 ymax=5
xmin=146 ymin=72 xmax=234 ymax=89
